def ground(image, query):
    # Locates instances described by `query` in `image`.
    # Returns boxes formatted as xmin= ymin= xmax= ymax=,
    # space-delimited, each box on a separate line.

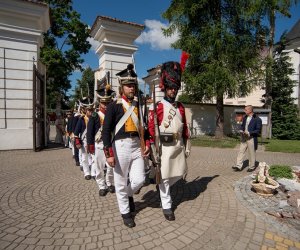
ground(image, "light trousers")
xmin=113 ymin=137 xmax=145 ymax=214
xmin=93 ymin=141 xmax=114 ymax=190
xmin=159 ymin=176 xmax=181 ymax=210
xmin=236 ymin=137 xmax=256 ymax=169
xmin=79 ymin=140 xmax=91 ymax=177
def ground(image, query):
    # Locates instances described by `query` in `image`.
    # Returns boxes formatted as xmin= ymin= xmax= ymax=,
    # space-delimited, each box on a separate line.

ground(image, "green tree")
xmin=271 ymin=37 xmax=300 ymax=139
xmin=162 ymin=0 xmax=265 ymax=137
xmin=40 ymin=0 xmax=91 ymax=110
xmin=257 ymin=0 xmax=299 ymax=108
xmin=73 ymin=67 xmax=95 ymax=103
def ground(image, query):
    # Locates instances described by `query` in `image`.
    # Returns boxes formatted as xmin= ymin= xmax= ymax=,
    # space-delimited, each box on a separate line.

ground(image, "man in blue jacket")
xmin=233 ymin=105 xmax=262 ymax=172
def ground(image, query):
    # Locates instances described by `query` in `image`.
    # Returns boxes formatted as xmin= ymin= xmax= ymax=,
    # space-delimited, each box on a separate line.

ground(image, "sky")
xmin=69 ymin=0 xmax=300 ymax=95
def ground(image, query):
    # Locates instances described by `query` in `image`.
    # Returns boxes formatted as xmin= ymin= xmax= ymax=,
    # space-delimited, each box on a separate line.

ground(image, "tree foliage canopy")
xmin=40 ymin=0 xmax=91 ymax=108
xmin=163 ymin=0 xmax=265 ymax=103
xmin=73 ymin=67 xmax=95 ymax=103
xmin=271 ymin=37 xmax=300 ymax=140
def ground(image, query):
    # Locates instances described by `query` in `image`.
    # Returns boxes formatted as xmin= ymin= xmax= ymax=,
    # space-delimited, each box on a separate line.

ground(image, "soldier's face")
xmin=99 ymin=102 xmax=108 ymax=111
xmin=86 ymin=109 xmax=93 ymax=117
xmin=166 ymin=87 xmax=178 ymax=99
xmin=122 ymin=84 xmax=136 ymax=99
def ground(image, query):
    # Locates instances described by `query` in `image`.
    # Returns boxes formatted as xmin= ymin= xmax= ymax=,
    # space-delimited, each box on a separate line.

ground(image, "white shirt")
xmin=245 ymin=115 xmax=252 ymax=133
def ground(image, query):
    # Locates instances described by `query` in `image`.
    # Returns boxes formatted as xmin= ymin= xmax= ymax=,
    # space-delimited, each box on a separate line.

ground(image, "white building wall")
xmin=223 ymin=86 xmax=265 ymax=107
xmin=185 ymin=104 xmax=240 ymax=137
xmin=0 ymin=42 xmax=38 ymax=149
xmin=287 ymin=49 xmax=300 ymax=107
xmin=0 ymin=0 xmax=49 ymax=150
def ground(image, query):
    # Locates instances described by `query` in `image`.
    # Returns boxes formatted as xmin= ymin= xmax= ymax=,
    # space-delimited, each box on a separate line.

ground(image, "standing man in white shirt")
xmin=233 ymin=105 xmax=262 ymax=172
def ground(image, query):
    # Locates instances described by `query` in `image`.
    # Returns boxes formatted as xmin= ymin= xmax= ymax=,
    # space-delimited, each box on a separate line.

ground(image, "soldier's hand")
xmin=185 ymin=149 xmax=191 ymax=158
xmin=87 ymin=144 xmax=95 ymax=154
xmin=142 ymin=146 xmax=150 ymax=157
xmin=107 ymin=157 xmax=115 ymax=167
xmin=75 ymin=138 xmax=82 ymax=149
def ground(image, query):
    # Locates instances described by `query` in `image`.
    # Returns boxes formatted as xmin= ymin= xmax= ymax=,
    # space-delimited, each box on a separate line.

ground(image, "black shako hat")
xmin=96 ymin=85 xmax=115 ymax=103
xmin=79 ymin=97 xmax=93 ymax=110
xmin=116 ymin=64 xmax=138 ymax=85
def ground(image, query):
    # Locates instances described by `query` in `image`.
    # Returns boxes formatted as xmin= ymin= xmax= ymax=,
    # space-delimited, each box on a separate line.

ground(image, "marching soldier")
xmin=74 ymin=98 xmax=93 ymax=180
xmin=148 ymin=61 xmax=191 ymax=221
xmin=102 ymin=64 xmax=150 ymax=228
xmin=87 ymin=84 xmax=115 ymax=196
xmin=71 ymin=103 xmax=81 ymax=166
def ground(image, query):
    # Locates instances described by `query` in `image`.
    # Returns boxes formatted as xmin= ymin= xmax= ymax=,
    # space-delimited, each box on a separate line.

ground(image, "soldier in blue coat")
xmin=87 ymin=84 xmax=115 ymax=196
xmin=74 ymin=98 xmax=93 ymax=180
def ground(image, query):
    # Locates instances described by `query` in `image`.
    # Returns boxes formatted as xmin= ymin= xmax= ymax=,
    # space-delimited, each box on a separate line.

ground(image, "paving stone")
xmin=1 ymin=147 xmax=300 ymax=249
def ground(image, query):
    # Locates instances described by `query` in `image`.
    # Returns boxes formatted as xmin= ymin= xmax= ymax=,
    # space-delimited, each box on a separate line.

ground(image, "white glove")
xmin=185 ymin=139 xmax=191 ymax=158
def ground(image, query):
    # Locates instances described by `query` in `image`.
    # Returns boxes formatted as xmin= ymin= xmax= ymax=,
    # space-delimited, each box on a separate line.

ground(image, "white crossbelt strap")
xmin=112 ymin=99 xmax=138 ymax=139
xmin=98 ymin=111 xmax=105 ymax=122
xmin=81 ymin=128 xmax=87 ymax=140
xmin=161 ymin=99 xmax=182 ymax=120
xmin=121 ymin=99 xmax=139 ymax=130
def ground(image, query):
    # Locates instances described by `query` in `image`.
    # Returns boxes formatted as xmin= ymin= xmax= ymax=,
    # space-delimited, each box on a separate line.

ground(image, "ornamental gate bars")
xmin=32 ymin=63 xmax=46 ymax=151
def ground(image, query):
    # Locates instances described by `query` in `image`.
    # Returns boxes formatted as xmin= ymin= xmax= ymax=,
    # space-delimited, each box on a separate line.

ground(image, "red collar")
xmin=122 ymin=95 xmax=133 ymax=103
xmin=99 ymin=107 xmax=106 ymax=114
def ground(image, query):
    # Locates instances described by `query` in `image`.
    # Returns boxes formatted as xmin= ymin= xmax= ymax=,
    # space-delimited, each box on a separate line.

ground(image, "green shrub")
xmin=269 ymin=165 xmax=293 ymax=179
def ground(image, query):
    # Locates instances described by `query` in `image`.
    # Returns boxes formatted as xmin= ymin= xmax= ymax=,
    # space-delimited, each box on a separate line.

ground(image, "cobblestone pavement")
xmin=0 ymin=145 xmax=300 ymax=250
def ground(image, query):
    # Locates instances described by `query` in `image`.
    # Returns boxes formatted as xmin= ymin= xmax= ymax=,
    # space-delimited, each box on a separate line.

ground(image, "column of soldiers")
xmin=66 ymin=62 xmax=191 ymax=228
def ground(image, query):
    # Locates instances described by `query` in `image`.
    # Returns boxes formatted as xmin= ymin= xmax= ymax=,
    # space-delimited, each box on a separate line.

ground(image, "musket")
xmin=138 ymin=89 xmax=146 ymax=153
xmin=132 ymin=54 xmax=146 ymax=153
xmin=152 ymin=84 xmax=162 ymax=184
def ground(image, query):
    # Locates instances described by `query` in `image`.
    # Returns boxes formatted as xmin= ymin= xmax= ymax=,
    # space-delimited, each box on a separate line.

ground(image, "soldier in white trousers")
xmin=102 ymin=64 xmax=150 ymax=228
xmin=148 ymin=61 xmax=191 ymax=221
xmin=87 ymin=83 xmax=115 ymax=196
xmin=74 ymin=98 xmax=93 ymax=180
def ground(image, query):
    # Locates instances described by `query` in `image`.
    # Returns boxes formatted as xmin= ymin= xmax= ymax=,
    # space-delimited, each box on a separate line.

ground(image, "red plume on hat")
xmin=180 ymin=51 xmax=189 ymax=71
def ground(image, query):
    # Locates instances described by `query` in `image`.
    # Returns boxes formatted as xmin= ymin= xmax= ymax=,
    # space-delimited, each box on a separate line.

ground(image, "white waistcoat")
xmin=159 ymin=99 xmax=187 ymax=179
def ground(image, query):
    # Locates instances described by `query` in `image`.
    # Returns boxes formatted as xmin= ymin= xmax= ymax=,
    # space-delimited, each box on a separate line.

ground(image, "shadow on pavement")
xmin=43 ymin=142 xmax=66 ymax=151
xmin=135 ymin=174 xmax=219 ymax=214
xmin=172 ymin=175 xmax=219 ymax=211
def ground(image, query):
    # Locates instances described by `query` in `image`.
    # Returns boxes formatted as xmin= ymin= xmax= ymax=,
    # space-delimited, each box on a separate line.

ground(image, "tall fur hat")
xmin=159 ymin=61 xmax=182 ymax=91
xmin=116 ymin=64 xmax=138 ymax=85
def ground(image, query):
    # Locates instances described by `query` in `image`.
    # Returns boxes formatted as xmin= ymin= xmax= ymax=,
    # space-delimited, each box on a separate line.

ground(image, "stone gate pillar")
xmin=90 ymin=16 xmax=144 ymax=99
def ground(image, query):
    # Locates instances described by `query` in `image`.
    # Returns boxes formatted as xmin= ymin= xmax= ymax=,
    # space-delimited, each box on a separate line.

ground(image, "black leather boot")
xmin=121 ymin=213 xmax=135 ymax=228
xmin=163 ymin=209 xmax=175 ymax=221
xmin=129 ymin=196 xmax=135 ymax=213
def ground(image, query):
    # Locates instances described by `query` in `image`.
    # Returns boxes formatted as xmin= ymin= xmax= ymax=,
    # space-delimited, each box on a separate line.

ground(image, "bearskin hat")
xmin=159 ymin=61 xmax=182 ymax=91
xmin=116 ymin=64 xmax=138 ymax=85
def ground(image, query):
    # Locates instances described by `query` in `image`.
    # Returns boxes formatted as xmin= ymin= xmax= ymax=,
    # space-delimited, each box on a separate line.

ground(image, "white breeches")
xmin=113 ymin=137 xmax=145 ymax=214
xmin=159 ymin=176 xmax=181 ymax=210
xmin=70 ymin=139 xmax=74 ymax=155
xmin=79 ymin=140 xmax=90 ymax=177
xmin=93 ymin=141 xmax=114 ymax=190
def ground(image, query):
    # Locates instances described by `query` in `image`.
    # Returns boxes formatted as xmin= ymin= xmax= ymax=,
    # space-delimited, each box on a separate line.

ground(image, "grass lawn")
xmin=191 ymin=136 xmax=300 ymax=153
xmin=191 ymin=136 xmax=239 ymax=148
xmin=264 ymin=139 xmax=300 ymax=153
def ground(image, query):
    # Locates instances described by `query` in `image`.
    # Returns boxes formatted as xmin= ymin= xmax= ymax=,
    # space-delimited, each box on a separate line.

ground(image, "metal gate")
xmin=33 ymin=63 xmax=46 ymax=151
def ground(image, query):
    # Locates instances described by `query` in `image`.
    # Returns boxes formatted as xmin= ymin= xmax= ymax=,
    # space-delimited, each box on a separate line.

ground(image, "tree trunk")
xmin=265 ymin=10 xmax=275 ymax=109
xmin=55 ymin=93 xmax=62 ymax=116
xmin=215 ymin=94 xmax=224 ymax=138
